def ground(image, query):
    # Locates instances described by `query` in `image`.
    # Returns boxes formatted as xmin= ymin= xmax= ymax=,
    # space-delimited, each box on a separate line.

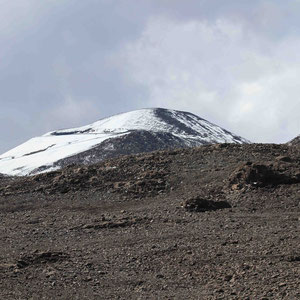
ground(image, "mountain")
xmin=0 ymin=108 xmax=249 ymax=176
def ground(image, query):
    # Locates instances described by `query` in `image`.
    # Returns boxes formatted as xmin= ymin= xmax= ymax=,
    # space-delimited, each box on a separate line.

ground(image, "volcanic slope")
xmin=0 ymin=143 xmax=300 ymax=299
xmin=0 ymin=108 xmax=249 ymax=176
xmin=288 ymin=135 xmax=300 ymax=145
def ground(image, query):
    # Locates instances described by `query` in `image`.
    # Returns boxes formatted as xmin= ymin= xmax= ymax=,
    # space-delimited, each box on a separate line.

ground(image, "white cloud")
xmin=2 ymin=0 xmax=300 ymax=154
xmin=114 ymin=16 xmax=300 ymax=142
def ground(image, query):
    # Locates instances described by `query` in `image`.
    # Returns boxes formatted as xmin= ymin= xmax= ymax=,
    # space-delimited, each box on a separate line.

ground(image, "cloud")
xmin=43 ymin=96 xmax=102 ymax=130
xmin=0 ymin=0 xmax=149 ymax=153
xmin=1 ymin=0 xmax=300 ymax=153
xmin=113 ymin=15 xmax=300 ymax=143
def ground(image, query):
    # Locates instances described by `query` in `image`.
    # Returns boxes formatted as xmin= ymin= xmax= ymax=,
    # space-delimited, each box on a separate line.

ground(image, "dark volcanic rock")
xmin=229 ymin=161 xmax=300 ymax=188
xmin=182 ymin=197 xmax=231 ymax=212
xmin=51 ymin=130 xmax=186 ymax=170
xmin=16 ymin=252 xmax=69 ymax=269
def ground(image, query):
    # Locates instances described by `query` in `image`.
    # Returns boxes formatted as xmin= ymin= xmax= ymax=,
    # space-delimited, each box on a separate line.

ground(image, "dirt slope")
xmin=0 ymin=144 xmax=300 ymax=299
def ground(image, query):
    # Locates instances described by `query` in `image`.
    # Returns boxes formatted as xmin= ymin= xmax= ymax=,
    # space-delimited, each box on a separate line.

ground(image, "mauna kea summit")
xmin=0 ymin=108 xmax=249 ymax=176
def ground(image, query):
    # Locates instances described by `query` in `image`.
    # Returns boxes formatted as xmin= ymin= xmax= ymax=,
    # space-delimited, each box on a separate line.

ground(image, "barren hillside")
xmin=0 ymin=144 xmax=299 ymax=299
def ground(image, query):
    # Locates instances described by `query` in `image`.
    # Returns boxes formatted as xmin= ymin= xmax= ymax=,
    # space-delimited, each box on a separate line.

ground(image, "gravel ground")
xmin=0 ymin=144 xmax=300 ymax=299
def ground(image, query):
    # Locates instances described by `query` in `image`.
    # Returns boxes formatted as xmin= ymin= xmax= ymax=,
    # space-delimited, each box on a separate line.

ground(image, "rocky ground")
xmin=0 ymin=143 xmax=300 ymax=299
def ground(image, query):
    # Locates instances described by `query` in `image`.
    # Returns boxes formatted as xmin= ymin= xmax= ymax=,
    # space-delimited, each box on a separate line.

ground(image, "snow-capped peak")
xmin=0 ymin=108 xmax=249 ymax=176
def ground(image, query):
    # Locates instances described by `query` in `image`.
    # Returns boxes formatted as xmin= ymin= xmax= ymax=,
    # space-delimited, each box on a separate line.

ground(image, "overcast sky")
xmin=1 ymin=0 xmax=300 ymax=153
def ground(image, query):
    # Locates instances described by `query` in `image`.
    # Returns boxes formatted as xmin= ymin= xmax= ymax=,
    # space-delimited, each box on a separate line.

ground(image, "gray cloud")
xmin=1 ymin=0 xmax=300 ymax=153
xmin=113 ymin=14 xmax=300 ymax=143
